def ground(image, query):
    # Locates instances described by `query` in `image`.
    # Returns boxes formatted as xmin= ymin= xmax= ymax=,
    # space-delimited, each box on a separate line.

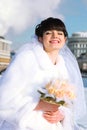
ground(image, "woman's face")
xmin=39 ymin=30 xmax=67 ymax=52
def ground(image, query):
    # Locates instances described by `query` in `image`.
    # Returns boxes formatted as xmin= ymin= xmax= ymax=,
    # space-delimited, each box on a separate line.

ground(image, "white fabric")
xmin=0 ymin=38 xmax=86 ymax=130
xmin=59 ymin=44 xmax=87 ymax=121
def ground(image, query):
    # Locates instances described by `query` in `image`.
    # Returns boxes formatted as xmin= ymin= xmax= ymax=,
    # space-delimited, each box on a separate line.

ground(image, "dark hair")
xmin=35 ymin=17 xmax=68 ymax=37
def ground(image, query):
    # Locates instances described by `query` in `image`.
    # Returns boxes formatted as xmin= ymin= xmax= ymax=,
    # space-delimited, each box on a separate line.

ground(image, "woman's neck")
xmin=47 ymin=50 xmax=59 ymax=65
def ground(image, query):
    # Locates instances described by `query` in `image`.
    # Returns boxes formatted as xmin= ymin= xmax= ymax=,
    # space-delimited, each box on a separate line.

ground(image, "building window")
xmin=77 ymin=44 xmax=80 ymax=48
xmin=83 ymin=63 xmax=87 ymax=70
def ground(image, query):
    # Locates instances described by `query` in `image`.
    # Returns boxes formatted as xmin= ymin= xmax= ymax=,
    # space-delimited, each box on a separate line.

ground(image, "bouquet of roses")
xmin=38 ymin=79 xmax=76 ymax=106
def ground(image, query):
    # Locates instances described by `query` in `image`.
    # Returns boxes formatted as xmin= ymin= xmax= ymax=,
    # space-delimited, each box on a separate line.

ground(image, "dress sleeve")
xmin=0 ymin=49 xmax=40 ymax=121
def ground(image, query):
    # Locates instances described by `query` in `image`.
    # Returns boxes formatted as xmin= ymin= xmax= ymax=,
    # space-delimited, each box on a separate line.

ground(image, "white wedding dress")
xmin=0 ymin=41 xmax=86 ymax=130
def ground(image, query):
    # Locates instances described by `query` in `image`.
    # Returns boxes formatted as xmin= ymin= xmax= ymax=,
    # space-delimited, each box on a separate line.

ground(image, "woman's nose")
xmin=52 ymin=33 xmax=58 ymax=38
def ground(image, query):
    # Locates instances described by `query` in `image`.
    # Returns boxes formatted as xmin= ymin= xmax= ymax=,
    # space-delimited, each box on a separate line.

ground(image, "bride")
xmin=0 ymin=17 xmax=86 ymax=130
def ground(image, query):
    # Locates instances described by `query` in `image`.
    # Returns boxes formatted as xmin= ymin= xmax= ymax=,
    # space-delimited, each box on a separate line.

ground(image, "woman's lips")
xmin=50 ymin=40 xmax=60 ymax=44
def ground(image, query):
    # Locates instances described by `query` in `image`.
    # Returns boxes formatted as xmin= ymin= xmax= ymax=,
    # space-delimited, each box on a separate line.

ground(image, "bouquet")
xmin=38 ymin=79 xmax=76 ymax=106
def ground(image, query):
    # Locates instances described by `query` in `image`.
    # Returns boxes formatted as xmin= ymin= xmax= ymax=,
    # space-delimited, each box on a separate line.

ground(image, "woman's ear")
xmin=65 ymin=37 xmax=67 ymax=42
xmin=38 ymin=37 xmax=43 ymax=43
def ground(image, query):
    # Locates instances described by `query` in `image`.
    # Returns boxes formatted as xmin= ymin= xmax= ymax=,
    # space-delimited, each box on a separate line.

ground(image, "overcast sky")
xmin=0 ymin=0 xmax=87 ymax=50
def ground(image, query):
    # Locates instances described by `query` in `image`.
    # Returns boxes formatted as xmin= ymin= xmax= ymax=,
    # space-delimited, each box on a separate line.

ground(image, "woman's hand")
xmin=43 ymin=110 xmax=64 ymax=123
xmin=34 ymin=99 xmax=64 ymax=123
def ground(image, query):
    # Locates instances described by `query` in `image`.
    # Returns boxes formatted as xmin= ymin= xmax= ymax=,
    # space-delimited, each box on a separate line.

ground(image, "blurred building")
xmin=0 ymin=36 xmax=12 ymax=72
xmin=68 ymin=32 xmax=87 ymax=58
xmin=77 ymin=53 xmax=87 ymax=73
xmin=68 ymin=32 xmax=87 ymax=72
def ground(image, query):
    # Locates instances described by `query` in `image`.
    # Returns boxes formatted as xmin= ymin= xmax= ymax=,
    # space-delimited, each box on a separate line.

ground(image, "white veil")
xmin=15 ymin=35 xmax=87 ymax=128
xmin=0 ymin=35 xmax=86 ymax=130
xmin=31 ymin=36 xmax=86 ymax=122
xmin=59 ymin=44 xmax=86 ymax=121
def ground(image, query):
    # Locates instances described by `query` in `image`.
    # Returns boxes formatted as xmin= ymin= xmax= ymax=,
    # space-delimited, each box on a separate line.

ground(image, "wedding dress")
xmin=0 ymin=39 xmax=86 ymax=130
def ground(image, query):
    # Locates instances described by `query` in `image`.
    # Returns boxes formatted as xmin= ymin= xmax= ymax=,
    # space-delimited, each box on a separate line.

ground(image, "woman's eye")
xmin=45 ymin=31 xmax=52 ymax=35
xmin=58 ymin=32 xmax=63 ymax=35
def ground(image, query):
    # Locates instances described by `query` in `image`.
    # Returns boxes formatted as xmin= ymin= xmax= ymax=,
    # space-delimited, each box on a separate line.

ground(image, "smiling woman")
xmin=0 ymin=17 xmax=86 ymax=130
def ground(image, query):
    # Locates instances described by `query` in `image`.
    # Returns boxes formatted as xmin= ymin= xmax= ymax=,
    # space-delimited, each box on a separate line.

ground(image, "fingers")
xmin=43 ymin=111 xmax=59 ymax=123
xmin=43 ymin=110 xmax=64 ymax=123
